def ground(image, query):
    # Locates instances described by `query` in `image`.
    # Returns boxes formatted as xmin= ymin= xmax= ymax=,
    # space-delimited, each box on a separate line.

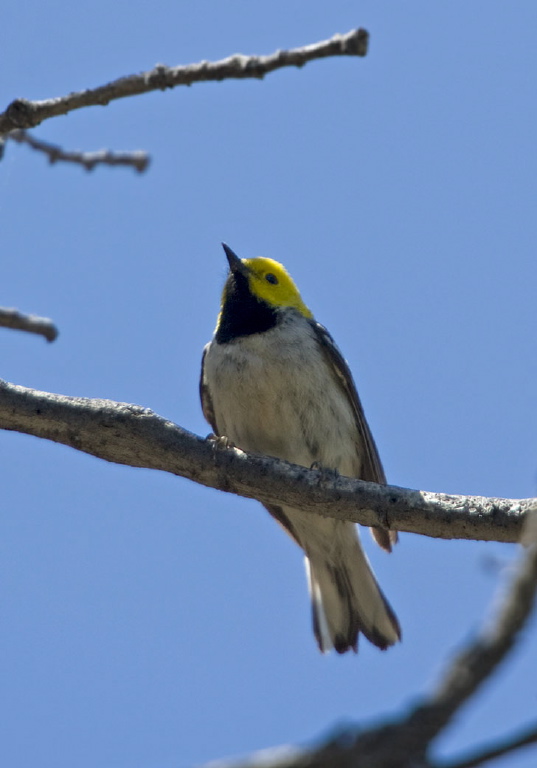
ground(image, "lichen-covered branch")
xmin=1 ymin=379 xmax=535 ymax=766
xmin=0 ymin=378 xmax=533 ymax=542
xmin=0 ymin=308 xmax=58 ymax=342
xmin=7 ymin=130 xmax=149 ymax=172
xmin=0 ymin=28 xmax=368 ymax=134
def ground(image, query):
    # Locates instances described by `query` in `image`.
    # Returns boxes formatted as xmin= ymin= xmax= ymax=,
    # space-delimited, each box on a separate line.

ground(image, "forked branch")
xmin=195 ymin=515 xmax=537 ymax=768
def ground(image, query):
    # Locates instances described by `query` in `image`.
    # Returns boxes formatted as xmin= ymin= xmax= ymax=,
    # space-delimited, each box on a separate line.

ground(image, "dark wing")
xmin=199 ymin=344 xmax=218 ymax=434
xmin=310 ymin=320 xmax=397 ymax=551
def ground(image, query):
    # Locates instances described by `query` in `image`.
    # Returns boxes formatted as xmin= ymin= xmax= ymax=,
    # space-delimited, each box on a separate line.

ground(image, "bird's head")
xmin=215 ymin=244 xmax=312 ymax=342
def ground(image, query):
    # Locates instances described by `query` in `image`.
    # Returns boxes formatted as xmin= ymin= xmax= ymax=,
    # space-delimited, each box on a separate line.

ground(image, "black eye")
xmin=265 ymin=273 xmax=278 ymax=285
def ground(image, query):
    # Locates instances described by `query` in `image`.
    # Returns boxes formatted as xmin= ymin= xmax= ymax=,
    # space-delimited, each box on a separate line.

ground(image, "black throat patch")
xmin=216 ymin=271 xmax=278 ymax=343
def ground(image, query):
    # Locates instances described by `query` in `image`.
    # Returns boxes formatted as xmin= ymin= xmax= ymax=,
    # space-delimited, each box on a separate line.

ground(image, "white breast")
xmin=203 ymin=312 xmax=362 ymax=476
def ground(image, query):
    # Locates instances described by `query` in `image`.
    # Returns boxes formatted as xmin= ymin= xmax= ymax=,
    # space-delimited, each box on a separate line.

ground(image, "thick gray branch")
xmin=0 ymin=308 xmax=58 ymax=341
xmin=0 ymin=379 xmax=533 ymax=543
xmin=3 ymin=379 xmax=536 ymax=767
xmin=404 ymin=512 xmax=537 ymax=746
xmin=0 ymin=28 xmax=368 ymax=134
xmin=200 ymin=516 xmax=537 ymax=768
xmin=7 ymin=130 xmax=149 ymax=172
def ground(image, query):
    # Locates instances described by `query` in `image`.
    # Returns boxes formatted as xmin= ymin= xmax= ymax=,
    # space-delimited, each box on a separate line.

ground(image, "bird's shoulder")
xmin=308 ymin=319 xmax=387 ymax=486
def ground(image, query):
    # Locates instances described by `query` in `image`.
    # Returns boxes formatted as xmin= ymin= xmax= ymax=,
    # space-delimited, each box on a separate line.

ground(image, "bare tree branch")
xmin=7 ymin=130 xmax=149 ymax=172
xmin=404 ymin=511 xmax=537 ymax=747
xmin=0 ymin=28 xmax=368 ymax=134
xmin=197 ymin=514 xmax=537 ymax=768
xmin=438 ymin=721 xmax=537 ymax=768
xmin=0 ymin=308 xmax=58 ymax=342
xmin=0 ymin=378 xmax=533 ymax=542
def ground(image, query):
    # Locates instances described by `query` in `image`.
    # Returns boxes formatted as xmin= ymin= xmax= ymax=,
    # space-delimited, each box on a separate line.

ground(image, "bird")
xmin=200 ymin=243 xmax=400 ymax=654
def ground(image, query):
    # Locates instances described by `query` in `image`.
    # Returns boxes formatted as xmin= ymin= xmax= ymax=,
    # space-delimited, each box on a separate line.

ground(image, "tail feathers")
xmin=305 ymin=540 xmax=400 ymax=654
xmin=371 ymin=526 xmax=398 ymax=553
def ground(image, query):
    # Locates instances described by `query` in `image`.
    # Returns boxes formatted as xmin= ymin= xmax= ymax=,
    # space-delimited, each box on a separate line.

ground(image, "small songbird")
xmin=200 ymin=244 xmax=400 ymax=653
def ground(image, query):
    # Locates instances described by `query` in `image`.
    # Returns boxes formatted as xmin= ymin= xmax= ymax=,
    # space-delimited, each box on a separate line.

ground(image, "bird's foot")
xmin=208 ymin=434 xmax=236 ymax=450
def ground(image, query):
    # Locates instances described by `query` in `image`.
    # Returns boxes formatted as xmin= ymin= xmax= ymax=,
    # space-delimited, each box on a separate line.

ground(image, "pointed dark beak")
xmin=222 ymin=242 xmax=249 ymax=277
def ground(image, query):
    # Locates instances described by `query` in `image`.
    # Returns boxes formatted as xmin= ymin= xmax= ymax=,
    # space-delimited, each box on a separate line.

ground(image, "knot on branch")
xmin=340 ymin=28 xmax=369 ymax=57
xmin=148 ymin=64 xmax=175 ymax=91
xmin=6 ymin=98 xmax=39 ymax=130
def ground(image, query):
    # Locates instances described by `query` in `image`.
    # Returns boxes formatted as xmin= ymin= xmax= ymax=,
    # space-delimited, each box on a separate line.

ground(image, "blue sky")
xmin=1 ymin=2 xmax=537 ymax=767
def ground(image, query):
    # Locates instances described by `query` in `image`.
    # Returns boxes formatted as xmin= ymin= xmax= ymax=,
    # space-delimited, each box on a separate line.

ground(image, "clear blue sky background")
xmin=1 ymin=3 xmax=536 ymax=767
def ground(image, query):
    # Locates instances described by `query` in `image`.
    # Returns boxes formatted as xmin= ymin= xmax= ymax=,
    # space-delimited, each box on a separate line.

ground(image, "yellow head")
xmin=240 ymin=257 xmax=313 ymax=317
xmin=222 ymin=243 xmax=312 ymax=317
xmin=215 ymin=244 xmax=312 ymax=343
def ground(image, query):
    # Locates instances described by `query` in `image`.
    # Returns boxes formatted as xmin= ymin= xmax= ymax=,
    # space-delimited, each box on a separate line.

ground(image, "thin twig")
xmin=0 ymin=28 xmax=368 ymax=134
xmin=8 ymin=130 xmax=149 ymax=172
xmin=437 ymin=721 xmax=537 ymax=768
xmin=0 ymin=378 xmax=533 ymax=543
xmin=0 ymin=308 xmax=58 ymax=342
